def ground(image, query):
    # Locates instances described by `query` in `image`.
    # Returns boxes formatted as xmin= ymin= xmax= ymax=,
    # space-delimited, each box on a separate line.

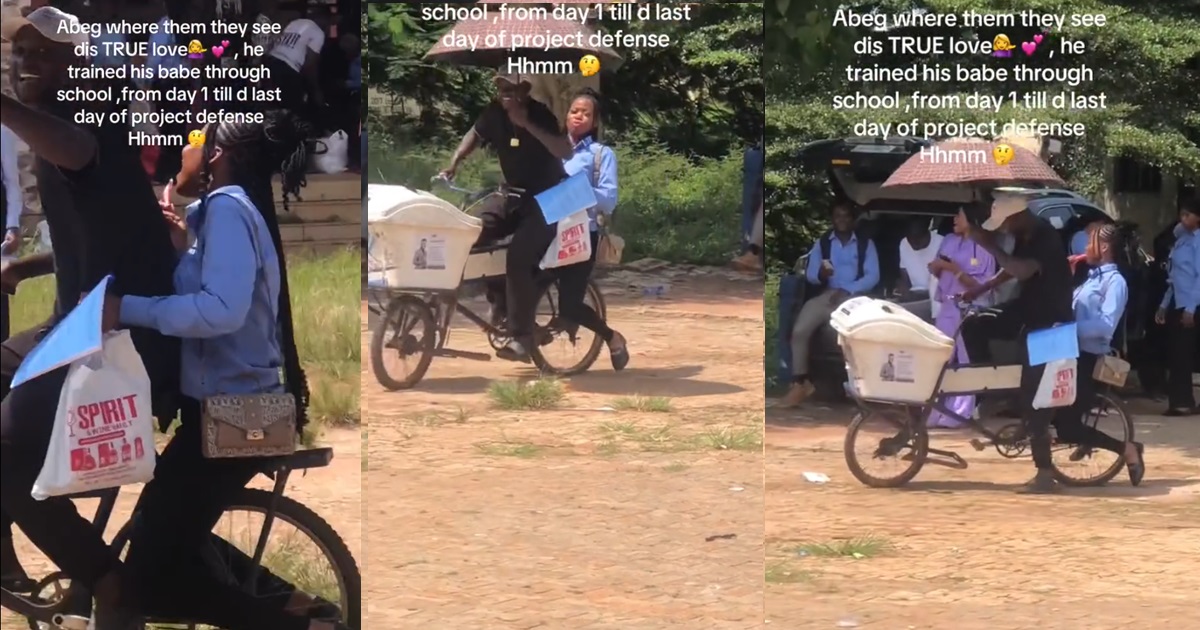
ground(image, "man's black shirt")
xmin=1010 ymin=218 xmax=1075 ymax=330
xmin=36 ymin=106 xmax=180 ymax=403
xmin=472 ymin=99 xmax=566 ymax=196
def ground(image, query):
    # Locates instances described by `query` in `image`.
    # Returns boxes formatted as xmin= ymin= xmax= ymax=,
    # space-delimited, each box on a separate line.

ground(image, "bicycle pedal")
xmin=968 ymin=438 xmax=989 ymax=452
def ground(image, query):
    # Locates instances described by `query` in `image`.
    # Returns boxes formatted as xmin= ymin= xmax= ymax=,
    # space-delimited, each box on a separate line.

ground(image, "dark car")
xmin=780 ymin=138 xmax=1156 ymax=400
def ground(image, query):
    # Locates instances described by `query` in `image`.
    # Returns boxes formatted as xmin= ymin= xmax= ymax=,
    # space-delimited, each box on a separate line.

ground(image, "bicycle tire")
xmin=370 ymin=295 xmax=436 ymax=391
xmin=844 ymin=408 xmax=929 ymax=488
xmin=530 ymin=279 xmax=607 ymax=376
xmin=1051 ymin=392 xmax=1134 ymax=487
xmin=111 ymin=488 xmax=362 ymax=630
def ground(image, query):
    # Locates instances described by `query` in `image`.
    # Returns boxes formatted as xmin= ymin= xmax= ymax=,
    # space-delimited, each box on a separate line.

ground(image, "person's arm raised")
xmin=0 ymin=94 xmax=97 ymax=172
xmin=514 ymin=102 xmax=572 ymax=160
xmin=968 ymin=226 xmax=1040 ymax=280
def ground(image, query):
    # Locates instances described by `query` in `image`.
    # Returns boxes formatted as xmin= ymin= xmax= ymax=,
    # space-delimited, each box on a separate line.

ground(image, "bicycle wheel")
xmin=112 ymin=488 xmax=361 ymax=630
xmin=844 ymin=407 xmax=929 ymax=488
xmin=1050 ymin=392 xmax=1134 ymax=487
xmin=530 ymin=279 xmax=606 ymax=376
xmin=370 ymin=295 xmax=436 ymax=391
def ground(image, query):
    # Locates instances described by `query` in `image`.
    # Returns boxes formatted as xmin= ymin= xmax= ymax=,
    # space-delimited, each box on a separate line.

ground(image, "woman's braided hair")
xmin=200 ymin=109 xmax=311 ymax=429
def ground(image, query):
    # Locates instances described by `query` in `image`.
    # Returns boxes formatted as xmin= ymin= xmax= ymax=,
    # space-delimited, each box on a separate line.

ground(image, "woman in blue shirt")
xmin=556 ymin=90 xmax=628 ymax=370
xmin=1155 ymin=199 xmax=1199 ymax=416
xmin=1054 ymin=223 xmax=1145 ymax=486
xmin=102 ymin=113 xmax=346 ymax=630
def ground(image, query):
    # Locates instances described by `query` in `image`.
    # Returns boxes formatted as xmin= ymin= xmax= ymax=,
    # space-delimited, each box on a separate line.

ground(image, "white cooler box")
xmin=830 ymin=296 xmax=955 ymax=403
xmin=367 ymin=184 xmax=482 ymax=291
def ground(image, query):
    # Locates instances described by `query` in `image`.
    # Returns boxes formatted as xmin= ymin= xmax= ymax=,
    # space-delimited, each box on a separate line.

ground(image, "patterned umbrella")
xmin=881 ymin=140 xmax=1064 ymax=188
xmin=423 ymin=0 xmax=624 ymax=70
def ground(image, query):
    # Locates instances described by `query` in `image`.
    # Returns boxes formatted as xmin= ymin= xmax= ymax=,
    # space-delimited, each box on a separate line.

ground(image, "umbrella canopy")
xmin=881 ymin=140 xmax=1064 ymax=189
xmin=423 ymin=0 xmax=623 ymax=70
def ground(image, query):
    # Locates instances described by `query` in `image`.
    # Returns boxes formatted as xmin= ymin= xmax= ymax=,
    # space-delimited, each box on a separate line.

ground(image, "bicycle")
xmin=842 ymin=300 xmax=1135 ymax=489
xmin=1 ymin=448 xmax=361 ymax=630
xmin=366 ymin=176 xmax=608 ymax=390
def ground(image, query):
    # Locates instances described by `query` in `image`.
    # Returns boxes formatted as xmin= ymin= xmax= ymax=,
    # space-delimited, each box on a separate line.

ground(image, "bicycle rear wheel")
xmin=370 ymin=295 xmax=436 ymax=390
xmin=1050 ymin=392 xmax=1134 ymax=487
xmin=844 ymin=407 xmax=929 ymax=488
xmin=530 ymin=280 xmax=607 ymax=376
xmin=113 ymin=488 xmax=361 ymax=629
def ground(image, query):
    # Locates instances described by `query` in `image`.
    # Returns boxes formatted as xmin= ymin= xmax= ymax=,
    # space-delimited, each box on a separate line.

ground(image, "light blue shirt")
xmin=120 ymin=186 xmax=284 ymax=400
xmin=561 ymin=135 xmax=617 ymax=232
xmin=1072 ymin=263 xmax=1128 ymax=355
xmin=805 ymin=233 xmax=880 ymax=295
xmin=1161 ymin=224 xmax=1200 ymax=314
xmin=1069 ymin=229 xmax=1089 ymax=256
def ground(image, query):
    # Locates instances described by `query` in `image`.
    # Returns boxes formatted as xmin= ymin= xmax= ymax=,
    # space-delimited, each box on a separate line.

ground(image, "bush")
xmin=764 ymin=274 xmax=782 ymax=396
xmin=368 ymin=138 xmax=744 ymax=266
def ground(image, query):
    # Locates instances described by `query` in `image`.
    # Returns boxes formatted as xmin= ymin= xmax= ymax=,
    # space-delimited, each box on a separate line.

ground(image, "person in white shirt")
xmin=897 ymin=218 xmax=944 ymax=304
xmin=1 ymin=123 xmax=22 ymax=341
xmin=264 ymin=10 xmax=327 ymax=124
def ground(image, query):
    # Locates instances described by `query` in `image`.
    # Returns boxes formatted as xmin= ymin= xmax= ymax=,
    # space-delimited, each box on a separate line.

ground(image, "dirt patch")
xmin=363 ymin=270 xmax=765 ymax=628
xmin=765 ymin=401 xmax=1200 ymax=629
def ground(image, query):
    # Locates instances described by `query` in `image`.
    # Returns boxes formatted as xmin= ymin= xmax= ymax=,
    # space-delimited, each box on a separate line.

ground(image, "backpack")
xmin=818 ymin=230 xmax=870 ymax=281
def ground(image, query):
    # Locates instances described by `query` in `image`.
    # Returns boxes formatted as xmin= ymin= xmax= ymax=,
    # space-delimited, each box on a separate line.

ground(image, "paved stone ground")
xmin=363 ymin=270 xmax=766 ymax=629
xmin=765 ymin=399 xmax=1200 ymax=630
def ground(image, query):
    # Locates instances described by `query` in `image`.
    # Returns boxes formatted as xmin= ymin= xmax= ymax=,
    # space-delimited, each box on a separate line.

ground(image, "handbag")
xmin=1092 ymin=354 xmax=1130 ymax=387
xmin=192 ymin=191 xmax=299 ymax=459
xmin=201 ymin=393 xmax=298 ymax=459
xmin=590 ymin=145 xmax=624 ymax=267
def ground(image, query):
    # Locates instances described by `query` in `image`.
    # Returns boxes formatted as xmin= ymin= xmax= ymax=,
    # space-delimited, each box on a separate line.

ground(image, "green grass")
xmin=765 ymin=561 xmax=813 ymax=584
xmin=792 ymin=536 xmax=892 ymax=559
xmin=7 ymin=249 xmax=361 ymax=432
xmin=487 ymin=379 xmax=566 ymax=410
xmin=610 ymin=395 xmax=674 ymax=413
xmin=368 ymin=140 xmax=744 ymax=266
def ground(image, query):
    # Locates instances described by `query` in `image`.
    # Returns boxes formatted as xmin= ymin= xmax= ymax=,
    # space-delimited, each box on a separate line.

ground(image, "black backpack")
xmin=818 ymin=230 xmax=870 ymax=281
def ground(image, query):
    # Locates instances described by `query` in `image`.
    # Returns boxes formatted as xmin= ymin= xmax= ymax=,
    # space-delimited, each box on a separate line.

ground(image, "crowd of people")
xmin=0 ymin=5 xmax=348 ymax=629
xmin=438 ymin=73 xmax=629 ymax=369
xmin=783 ymin=190 xmax=1198 ymax=493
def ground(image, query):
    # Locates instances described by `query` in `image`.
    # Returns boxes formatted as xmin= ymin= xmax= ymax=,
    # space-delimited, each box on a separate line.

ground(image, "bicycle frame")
xmin=0 ymin=448 xmax=333 ymax=628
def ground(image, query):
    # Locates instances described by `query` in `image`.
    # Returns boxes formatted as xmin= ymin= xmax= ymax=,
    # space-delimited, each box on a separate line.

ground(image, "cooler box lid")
xmin=366 ymin=184 xmax=482 ymax=230
xmin=830 ymin=296 xmax=953 ymax=349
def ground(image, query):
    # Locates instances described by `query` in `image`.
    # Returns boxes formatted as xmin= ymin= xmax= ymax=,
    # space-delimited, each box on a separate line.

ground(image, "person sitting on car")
xmin=783 ymin=201 xmax=880 ymax=406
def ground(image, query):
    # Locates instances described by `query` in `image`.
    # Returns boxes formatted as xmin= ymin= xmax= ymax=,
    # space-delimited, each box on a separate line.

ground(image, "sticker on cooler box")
xmin=878 ymin=350 xmax=915 ymax=384
xmin=412 ymin=235 xmax=446 ymax=270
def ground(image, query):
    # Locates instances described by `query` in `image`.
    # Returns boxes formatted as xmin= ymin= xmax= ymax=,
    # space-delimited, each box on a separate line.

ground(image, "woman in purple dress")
xmin=926 ymin=211 xmax=998 ymax=428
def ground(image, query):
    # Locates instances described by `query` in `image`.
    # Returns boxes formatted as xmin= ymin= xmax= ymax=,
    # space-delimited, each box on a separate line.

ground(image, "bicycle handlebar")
xmin=429 ymin=174 xmax=478 ymax=196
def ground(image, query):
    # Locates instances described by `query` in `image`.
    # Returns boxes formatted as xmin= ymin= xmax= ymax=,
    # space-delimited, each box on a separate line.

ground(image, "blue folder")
xmin=1025 ymin=323 xmax=1079 ymax=366
xmin=535 ymin=172 xmax=599 ymax=224
xmin=10 ymin=276 xmax=109 ymax=389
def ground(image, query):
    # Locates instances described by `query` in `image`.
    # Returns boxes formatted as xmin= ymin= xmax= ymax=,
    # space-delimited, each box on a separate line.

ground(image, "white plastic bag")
xmin=311 ymin=130 xmax=349 ymax=174
xmin=540 ymin=211 xmax=592 ymax=269
xmin=1031 ymin=358 xmax=1078 ymax=410
xmin=33 ymin=331 xmax=156 ymax=500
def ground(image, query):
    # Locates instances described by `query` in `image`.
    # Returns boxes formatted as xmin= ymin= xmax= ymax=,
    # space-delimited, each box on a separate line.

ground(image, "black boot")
xmin=1017 ymin=468 xmax=1059 ymax=494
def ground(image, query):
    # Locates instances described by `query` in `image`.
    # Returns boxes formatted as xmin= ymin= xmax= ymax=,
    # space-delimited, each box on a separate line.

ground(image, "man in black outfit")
xmin=439 ymin=73 xmax=572 ymax=362
xmin=1 ymin=7 xmax=179 ymax=627
xmin=959 ymin=195 xmax=1075 ymax=494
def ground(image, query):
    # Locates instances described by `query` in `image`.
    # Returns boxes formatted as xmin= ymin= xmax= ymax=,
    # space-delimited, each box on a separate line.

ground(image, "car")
xmin=779 ymin=137 xmax=1158 ymax=400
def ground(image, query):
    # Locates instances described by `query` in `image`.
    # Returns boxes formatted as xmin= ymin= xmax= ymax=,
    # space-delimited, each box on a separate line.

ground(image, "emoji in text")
xmin=992 ymin=34 xmax=1015 ymax=57
xmin=187 ymin=130 xmax=205 ymax=148
xmin=186 ymin=40 xmax=206 ymax=59
xmin=1021 ymin=41 xmax=1038 ymax=56
xmin=992 ymin=144 xmax=1014 ymax=166
xmin=579 ymin=55 xmax=600 ymax=77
